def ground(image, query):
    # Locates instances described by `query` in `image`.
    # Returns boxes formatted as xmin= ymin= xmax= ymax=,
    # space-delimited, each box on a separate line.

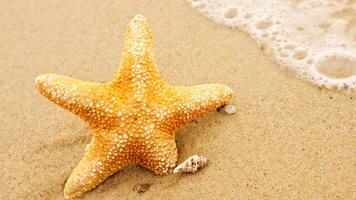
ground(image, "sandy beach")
xmin=0 ymin=0 xmax=355 ymax=199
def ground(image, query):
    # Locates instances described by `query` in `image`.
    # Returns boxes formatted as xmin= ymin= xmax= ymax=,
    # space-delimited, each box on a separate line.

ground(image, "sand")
xmin=0 ymin=1 xmax=355 ymax=199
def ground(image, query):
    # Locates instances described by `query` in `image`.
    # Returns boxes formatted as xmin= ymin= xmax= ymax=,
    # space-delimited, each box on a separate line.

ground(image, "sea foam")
xmin=187 ymin=0 xmax=356 ymax=91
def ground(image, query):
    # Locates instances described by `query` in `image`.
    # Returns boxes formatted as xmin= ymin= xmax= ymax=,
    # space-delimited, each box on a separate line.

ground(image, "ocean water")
xmin=187 ymin=0 xmax=356 ymax=91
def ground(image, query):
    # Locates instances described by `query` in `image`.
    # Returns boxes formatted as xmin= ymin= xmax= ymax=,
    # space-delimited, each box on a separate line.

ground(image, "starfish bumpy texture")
xmin=35 ymin=14 xmax=233 ymax=199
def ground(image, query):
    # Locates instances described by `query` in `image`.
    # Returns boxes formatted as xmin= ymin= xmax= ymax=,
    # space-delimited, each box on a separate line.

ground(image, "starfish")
xmin=35 ymin=14 xmax=233 ymax=199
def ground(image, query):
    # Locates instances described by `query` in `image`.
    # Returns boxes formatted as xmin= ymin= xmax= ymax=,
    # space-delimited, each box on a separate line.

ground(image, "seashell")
xmin=173 ymin=155 xmax=208 ymax=173
xmin=221 ymin=103 xmax=237 ymax=114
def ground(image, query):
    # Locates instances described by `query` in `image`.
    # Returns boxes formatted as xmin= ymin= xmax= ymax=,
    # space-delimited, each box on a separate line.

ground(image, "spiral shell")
xmin=173 ymin=155 xmax=208 ymax=173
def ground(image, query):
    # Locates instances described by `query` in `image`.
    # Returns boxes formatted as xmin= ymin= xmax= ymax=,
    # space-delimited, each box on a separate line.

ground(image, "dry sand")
xmin=0 ymin=1 xmax=355 ymax=199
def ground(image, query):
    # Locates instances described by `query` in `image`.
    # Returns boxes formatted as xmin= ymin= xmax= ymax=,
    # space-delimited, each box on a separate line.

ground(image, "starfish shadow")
xmin=22 ymin=125 xmax=92 ymax=198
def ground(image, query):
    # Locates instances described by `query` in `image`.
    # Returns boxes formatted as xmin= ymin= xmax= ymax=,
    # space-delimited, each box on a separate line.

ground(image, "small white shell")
xmin=222 ymin=103 xmax=236 ymax=114
xmin=173 ymin=155 xmax=208 ymax=173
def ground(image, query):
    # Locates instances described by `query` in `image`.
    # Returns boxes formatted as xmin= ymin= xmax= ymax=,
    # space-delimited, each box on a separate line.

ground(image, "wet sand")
xmin=0 ymin=0 xmax=355 ymax=199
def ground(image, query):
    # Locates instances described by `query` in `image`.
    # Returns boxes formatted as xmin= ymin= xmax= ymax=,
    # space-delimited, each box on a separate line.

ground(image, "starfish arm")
xmin=112 ymin=15 xmax=164 ymax=95
xmin=161 ymin=84 xmax=233 ymax=133
xmin=64 ymin=137 xmax=130 ymax=199
xmin=139 ymin=130 xmax=178 ymax=175
xmin=35 ymin=74 xmax=118 ymax=129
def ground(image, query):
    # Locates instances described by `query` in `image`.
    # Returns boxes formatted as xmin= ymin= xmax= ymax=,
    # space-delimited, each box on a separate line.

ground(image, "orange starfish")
xmin=35 ymin=14 xmax=233 ymax=199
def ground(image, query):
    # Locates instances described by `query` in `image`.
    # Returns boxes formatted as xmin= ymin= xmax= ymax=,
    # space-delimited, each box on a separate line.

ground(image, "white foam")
xmin=187 ymin=0 xmax=356 ymax=91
